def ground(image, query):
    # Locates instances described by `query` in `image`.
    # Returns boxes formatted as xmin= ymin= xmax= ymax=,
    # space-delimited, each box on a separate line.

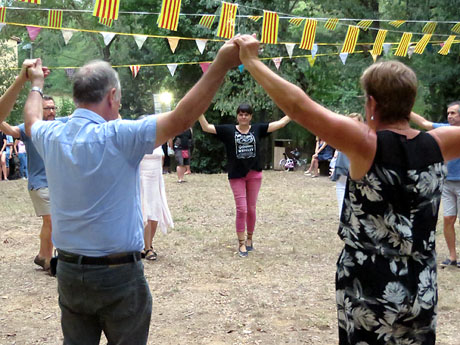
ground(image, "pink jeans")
xmin=229 ymin=170 xmax=263 ymax=233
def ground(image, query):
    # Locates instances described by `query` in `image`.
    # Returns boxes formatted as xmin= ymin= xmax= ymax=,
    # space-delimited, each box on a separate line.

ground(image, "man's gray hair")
xmin=448 ymin=101 xmax=460 ymax=114
xmin=72 ymin=60 xmax=121 ymax=105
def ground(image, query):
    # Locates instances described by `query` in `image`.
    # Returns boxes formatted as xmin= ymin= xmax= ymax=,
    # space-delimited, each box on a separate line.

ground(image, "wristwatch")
xmin=30 ymin=86 xmax=43 ymax=98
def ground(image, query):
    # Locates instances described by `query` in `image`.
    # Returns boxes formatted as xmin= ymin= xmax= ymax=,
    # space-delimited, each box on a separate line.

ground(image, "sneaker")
xmin=440 ymin=258 xmax=458 ymax=268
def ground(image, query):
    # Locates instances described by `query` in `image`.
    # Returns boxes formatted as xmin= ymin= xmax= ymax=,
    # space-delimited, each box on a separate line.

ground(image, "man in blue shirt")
xmin=23 ymin=38 xmax=240 ymax=344
xmin=411 ymin=102 xmax=460 ymax=269
xmin=1 ymin=96 xmax=67 ymax=272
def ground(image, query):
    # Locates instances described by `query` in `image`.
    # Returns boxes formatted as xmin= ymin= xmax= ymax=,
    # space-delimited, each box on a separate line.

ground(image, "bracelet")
xmin=30 ymin=86 xmax=43 ymax=98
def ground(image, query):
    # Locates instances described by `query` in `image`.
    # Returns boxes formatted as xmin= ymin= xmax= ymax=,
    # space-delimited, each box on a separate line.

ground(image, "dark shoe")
xmin=145 ymin=249 xmax=157 ymax=261
xmin=34 ymin=255 xmax=50 ymax=271
xmin=246 ymin=242 xmax=254 ymax=252
xmin=238 ymin=249 xmax=248 ymax=257
xmin=440 ymin=258 xmax=458 ymax=268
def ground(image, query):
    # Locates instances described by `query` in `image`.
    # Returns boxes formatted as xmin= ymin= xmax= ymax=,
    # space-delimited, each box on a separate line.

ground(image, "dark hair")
xmin=236 ymin=103 xmax=253 ymax=115
xmin=447 ymin=101 xmax=460 ymax=113
xmin=43 ymin=95 xmax=54 ymax=102
xmin=361 ymin=61 xmax=417 ymax=124
xmin=72 ymin=60 xmax=121 ymax=106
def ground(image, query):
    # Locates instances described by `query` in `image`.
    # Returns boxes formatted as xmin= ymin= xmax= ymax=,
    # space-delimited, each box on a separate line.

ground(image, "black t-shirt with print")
xmin=215 ymin=123 xmax=269 ymax=179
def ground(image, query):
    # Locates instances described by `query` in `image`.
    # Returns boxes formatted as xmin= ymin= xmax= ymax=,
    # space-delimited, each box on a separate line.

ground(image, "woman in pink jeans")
xmin=199 ymin=104 xmax=290 ymax=257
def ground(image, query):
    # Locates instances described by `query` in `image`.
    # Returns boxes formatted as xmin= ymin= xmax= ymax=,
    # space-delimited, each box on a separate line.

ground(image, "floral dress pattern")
xmin=336 ymin=131 xmax=446 ymax=345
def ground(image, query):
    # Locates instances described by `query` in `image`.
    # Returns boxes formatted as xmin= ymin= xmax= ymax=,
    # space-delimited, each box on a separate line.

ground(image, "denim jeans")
xmin=57 ymin=259 xmax=152 ymax=345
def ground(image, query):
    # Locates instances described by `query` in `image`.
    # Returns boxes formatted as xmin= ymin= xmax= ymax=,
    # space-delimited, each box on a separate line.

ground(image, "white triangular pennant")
xmin=285 ymin=43 xmax=295 ymax=58
xmin=407 ymin=45 xmax=415 ymax=58
xmin=61 ymin=30 xmax=74 ymax=45
xmin=383 ymin=43 xmax=391 ymax=55
xmin=339 ymin=52 xmax=348 ymax=65
xmin=311 ymin=44 xmax=318 ymax=58
xmin=133 ymin=35 xmax=148 ymax=50
xmin=100 ymin=32 xmax=116 ymax=46
xmin=272 ymin=57 xmax=282 ymax=70
xmin=195 ymin=39 xmax=208 ymax=54
xmin=167 ymin=64 xmax=178 ymax=76
xmin=0 ymin=24 xmax=6 ymax=32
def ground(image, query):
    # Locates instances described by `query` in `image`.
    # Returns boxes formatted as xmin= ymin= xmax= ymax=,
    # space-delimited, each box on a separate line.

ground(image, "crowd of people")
xmin=1 ymin=33 xmax=460 ymax=345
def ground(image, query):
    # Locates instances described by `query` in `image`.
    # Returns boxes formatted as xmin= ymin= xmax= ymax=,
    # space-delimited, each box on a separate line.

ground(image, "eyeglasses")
xmin=43 ymin=107 xmax=57 ymax=111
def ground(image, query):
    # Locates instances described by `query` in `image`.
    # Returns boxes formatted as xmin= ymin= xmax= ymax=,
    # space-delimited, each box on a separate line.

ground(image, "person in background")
xmin=174 ymin=128 xmax=193 ymax=183
xmin=410 ymin=103 xmax=460 ymax=269
xmin=15 ymin=139 xmax=28 ymax=179
xmin=234 ymin=34 xmax=460 ymax=344
xmin=304 ymin=137 xmax=334 ymax=178
xmin=198 ymin=105 xmax=290 ymax=257
xmin=1 ymin=133 xmax=14 ymax=180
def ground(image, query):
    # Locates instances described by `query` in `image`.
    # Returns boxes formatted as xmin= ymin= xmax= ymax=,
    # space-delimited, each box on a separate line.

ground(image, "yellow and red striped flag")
xmin=48 ymin=10 xmax=63 ymax=28
xmin=17 ymin=0 xmax=41 ymax=4
xmin=157 ymin=0 xmax=182 ymax=31
xmin=248 ymin=16 xmax=262 ymax=22
xmin=198 ymin=15 xmax=215 ymax=29
xmin=0 ymin=7 xmax=6 ymax=23
xmin=324 ymin=18 xmax=339 ymax=31
xmin=299 ymin=19 xmax=317 ymax=50
xmin=93 ymin=0 xmax=120 ymax=20
xmin=129 ymin=65 xmax=141 ymax=78
xmin=394 ymin=32 xmax=412 ymax=57
xmin=357 ymin=20 xmax=373 ymax=31
xmin=422 ymin=21 xmax=437 ymax=34
xmin=217 ymin=2 xmax=238 ymax=39
xmin=389 ymin=20 xmax=405 ymax=28
xmin=99 ymin=17 xmax=113 ymax=27
xmin=289 ymin=18 xmax=304 ymax=27
xmin=341 ymin=25 xmax=360 ymax=53
xmin=451 ymin=22 xmax=460 ymax=34
xmin=438 ymin=35 xmax=456 ymax=55
xmin=414 ymin=34 xmax=432 ymax=54
xmin=371 ymin=29 xmax=387 ymax=56
xmin=261 ymin=11 xmax=279 ymax=44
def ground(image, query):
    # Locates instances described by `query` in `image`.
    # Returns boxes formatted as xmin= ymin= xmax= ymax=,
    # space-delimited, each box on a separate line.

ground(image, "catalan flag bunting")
xmin=93 ymin=0 xmax=120 ymax=20
xmin=438 ymin=35 xmax=456 ymax=55
xmin=0 ymin=7 xmax=6 ymax=23
xmin=261 ymin=11 xmax=279 ymax=44
xmin=158 ymin=0 xmax=182 ymax=31
xmin=129 ymin=65 xmax=140 ymax=78
xmin=48 ymin=10 xmax=63 ymax=28
xmin=422 ymin=21 xmax=437 ymax=34
xmin=389 ymin=20 xmax=405 ymax=28
xmin=371 ymin=29 xmax=387 ymax=56
xmin=357 ymin=20 xmax=373 ymax=31
xmin=394 ymin=32 xmax=412 ymax=57
xmin=341 ymin=25 xmax=360 ymax=53
xmin=99 ymin=17 xmax=113 ymax=27
xmin=198 ymin=15 xmax=215 ymax=29
xmin=324 ymin=18 xmax=339 ymax=31
xmin=248 ymin=16 xmax=262 ymax=22
xmin=18 ymin=0 xmax=41 ymax=4
xmin=289 ymin=18 xmax=304 ymax=27
xmin=451 ymin=22 xmax=460 ymax=34
xmin=299 ymin=19 xmax=317 ymax=50
xmin=414 ymin=34 xmax=432 ymax=54
xmin=217 ymin=2 xmax=238 ymax=39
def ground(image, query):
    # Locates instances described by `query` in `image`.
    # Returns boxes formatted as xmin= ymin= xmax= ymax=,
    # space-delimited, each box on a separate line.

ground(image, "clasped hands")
xmin=215 ymin=34 xmax=261 ymax=70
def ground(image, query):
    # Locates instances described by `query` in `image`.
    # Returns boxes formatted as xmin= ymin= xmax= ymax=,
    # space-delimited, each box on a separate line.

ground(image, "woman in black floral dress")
xmin=234 ymin=34 xmax=460 ymax=345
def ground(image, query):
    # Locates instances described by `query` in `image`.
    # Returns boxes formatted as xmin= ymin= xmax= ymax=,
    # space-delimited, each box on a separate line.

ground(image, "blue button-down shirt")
xmin=31 ymin=108 xmax=157 ymax=256
xmin=18 ymin=117 xmax=69 ymax=191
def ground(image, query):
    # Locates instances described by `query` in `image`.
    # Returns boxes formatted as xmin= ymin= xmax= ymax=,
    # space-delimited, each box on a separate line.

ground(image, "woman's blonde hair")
xmin=360 ymin=60 xmax=417 ymax=124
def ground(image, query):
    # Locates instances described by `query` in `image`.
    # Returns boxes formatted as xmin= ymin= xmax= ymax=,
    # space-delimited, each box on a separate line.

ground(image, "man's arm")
xmin=154 ymin=39 xmax=240 ymax=146
xmin=197 ymin=115 xmax=217 ymax=134
xmin=23 ymin=59 xmax=48 ymax=137
xmin=0 ymin=122 xmax=21 ymax=138
xmin=267 ymin=115 xmax=290 ymax=133
xmin=410 ymin=111 xmax=434 ymax=130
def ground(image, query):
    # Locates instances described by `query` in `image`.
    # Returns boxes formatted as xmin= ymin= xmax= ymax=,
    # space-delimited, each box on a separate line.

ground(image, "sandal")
xmin=145 ymin=249 xmax=158 ymax=261
xmin=34 ymin=255 xmax=50 ymax=271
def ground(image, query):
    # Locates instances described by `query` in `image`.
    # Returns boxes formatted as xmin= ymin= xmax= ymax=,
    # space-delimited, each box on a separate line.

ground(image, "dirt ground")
xmin=0 ymin=171 xmax=459 ymax=345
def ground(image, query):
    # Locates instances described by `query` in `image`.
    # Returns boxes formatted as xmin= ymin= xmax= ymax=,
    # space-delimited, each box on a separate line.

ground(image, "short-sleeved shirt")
xmin=215 ymin=123 xmax=269 ymax=179
xmin=31 ymin=109 xmax=157 ymax=256
xmin=18 ymin=117 xmax=69 ymax=191
xmin=433 ymin=122 xmax=460 ymax=181
xmin=173 ymin=129 xmax=192 ymax=150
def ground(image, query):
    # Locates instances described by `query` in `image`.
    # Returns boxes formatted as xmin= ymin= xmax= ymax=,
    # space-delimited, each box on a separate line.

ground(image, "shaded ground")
xmin=0 ymin=171 xmax=459 ymax=344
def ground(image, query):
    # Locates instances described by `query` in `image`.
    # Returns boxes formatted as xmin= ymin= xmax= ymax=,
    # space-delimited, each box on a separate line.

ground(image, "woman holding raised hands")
xmin=234 ymin=34 xmax=460 ymax=344
xmin=199 ymin=104 xmax=290 ymax=257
